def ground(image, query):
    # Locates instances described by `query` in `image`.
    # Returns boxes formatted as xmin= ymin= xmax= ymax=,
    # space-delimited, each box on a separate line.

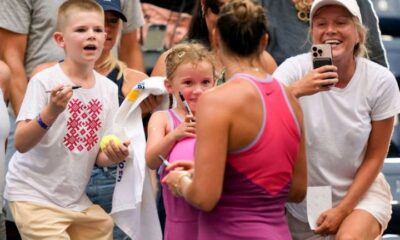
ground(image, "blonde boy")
xmin=4 ymin=1 xmax=129 ymax=239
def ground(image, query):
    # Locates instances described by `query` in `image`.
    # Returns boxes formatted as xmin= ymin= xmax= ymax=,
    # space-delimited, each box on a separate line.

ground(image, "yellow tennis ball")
xmin=100 ymin=134 xmax=122 ymax=151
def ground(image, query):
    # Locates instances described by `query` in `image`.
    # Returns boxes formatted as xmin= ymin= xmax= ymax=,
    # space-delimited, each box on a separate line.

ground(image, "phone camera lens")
xmin=313 ymin=52 xmax=318 ymax=57
xmin=312 ymin=46 xmax=317 ymax=51
xmin=318 ymin=49 xmax=323 ymax=54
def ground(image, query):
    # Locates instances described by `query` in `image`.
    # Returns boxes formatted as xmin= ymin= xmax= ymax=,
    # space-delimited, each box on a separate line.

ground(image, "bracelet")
xmin=36 ymin=114 xmax=50 ymax=130
xmin=174 ymin=172 xmax=192 ymax=197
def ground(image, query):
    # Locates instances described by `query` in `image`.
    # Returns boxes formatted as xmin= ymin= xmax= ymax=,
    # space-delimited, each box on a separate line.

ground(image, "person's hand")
xmin=166 ymin=160 xmax=194 ymax=172
xmin=162 ymin=170 xmax=191 ymax=197
xmin=48 ymin=85 xmax=74 ymax=116
xmin=314 ymin=206 xmax=349 ymax=235
xmin=140 ymin=94 xmax=163 ymax=115
xmin=102 ymin=140 xmax=130 ymax=164
xmin=291 ymin=65 xmax=338 ymax=97
xmin=172 ymin=115 xmax=196 ymax=140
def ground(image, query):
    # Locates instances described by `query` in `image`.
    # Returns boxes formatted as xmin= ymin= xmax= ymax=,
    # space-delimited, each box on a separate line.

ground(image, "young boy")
xmin=4 ymin=1 xmax=129 ymax=239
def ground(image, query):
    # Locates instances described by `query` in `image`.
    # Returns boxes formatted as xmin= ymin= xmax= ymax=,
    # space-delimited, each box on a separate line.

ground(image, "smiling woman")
xmin=273 ymin=0 xmax=400 ymax=239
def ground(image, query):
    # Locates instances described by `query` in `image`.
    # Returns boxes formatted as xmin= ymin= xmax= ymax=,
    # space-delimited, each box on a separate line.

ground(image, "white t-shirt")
xmin=273 ymin=53 xmax=400 ymax=222
xmin=5 ymin=64 xmax=118 ymax=211
xmin=0 ymin=90 xmax=10 ymax=209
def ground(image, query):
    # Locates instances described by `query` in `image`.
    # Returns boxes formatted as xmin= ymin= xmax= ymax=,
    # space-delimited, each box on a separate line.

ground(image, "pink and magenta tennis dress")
xmin=197 ymin=73 xmax=301 ymax=240
xmin=161 ymin=109 xmax=199 ymax=240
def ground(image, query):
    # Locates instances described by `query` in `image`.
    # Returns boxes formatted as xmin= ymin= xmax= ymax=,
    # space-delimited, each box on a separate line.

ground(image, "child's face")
xmin=168 ymin=61 xmax=215 ymax=113
xmin=104 ymin=11 xmax=121 ymax=53
xmin=56 ymin=10 xmax=106 ymax=65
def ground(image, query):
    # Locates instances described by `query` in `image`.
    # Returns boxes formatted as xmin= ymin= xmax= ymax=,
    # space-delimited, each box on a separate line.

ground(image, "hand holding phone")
xmin=312 ymin=44 xmax=336 ymax=87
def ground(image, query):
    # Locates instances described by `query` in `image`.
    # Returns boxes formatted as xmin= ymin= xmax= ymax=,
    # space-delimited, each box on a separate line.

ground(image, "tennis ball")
xmin=100 ymin=134 xmax=122 ymax=151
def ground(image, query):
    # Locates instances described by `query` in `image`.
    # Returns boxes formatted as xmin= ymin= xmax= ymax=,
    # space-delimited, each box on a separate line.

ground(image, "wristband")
xmin=37 ymin=114 xmax=50 ymax=130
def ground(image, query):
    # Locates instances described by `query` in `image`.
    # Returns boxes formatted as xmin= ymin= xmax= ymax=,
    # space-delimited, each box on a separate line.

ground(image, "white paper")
xmin=307 ymin=186 xmax=332 ymax=230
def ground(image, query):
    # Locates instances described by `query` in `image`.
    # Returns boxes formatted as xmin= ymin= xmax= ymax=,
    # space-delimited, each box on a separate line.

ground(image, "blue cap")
xmin=96 ymin=0 xmax=127 ymax=22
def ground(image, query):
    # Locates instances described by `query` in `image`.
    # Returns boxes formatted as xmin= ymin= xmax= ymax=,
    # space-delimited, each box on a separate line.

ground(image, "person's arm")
xmin=0 ymin=61 xmax=11 ymax=102
xmin=165 ymin=89 xmax=229 ymax=211
xmin=358 ymin=0 xmax=388 ymax=67
xmin=145 ymin=111 xmax=196 ymax=169
xmin=0 ymin=29 xmax=28 ymax=114
xmin=285 ymin=87 xmax=307 ymax=203
xmin=315 ymin=117 xmax=394 ymax=234
xmin=119 ymin=30 xmax=145 ymax=72
xmin=119 ymin=0 xmax=145 ymax=72
xmin=15 ymin=85 xmax=73 ymax=153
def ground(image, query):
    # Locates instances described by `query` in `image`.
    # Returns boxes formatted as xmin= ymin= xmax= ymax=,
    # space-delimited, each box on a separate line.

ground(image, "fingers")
xmin=315 ymin=213 xmax=326 ymax=231
xmin=161 ymin=170 xmax=190 ymax=197
xmin=184 ymin=122 xmax=196 ymax=134
xmin=103 ymin=140 xmax=129 ymax=163
xmin=316 ymin=65 xmax=337 ymax=73
xmin=184 ymin=114 xmax=195 ymax=123
xmin=140 ymin=95 xmax=163 ymax=114
xmin=49 ymin=85 xmax=74 ymax=114
xmin=166 ymin=160 xmax=194 ymax=171
xmin=314 ymin=212 xmax=337 ymax=235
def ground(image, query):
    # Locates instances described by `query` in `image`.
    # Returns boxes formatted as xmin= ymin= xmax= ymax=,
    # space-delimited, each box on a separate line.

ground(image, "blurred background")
xmin=370 ymin=0 xmax=400 ymax=239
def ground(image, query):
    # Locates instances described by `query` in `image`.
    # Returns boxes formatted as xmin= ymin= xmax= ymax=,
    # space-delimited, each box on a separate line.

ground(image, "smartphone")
xmin=311 ymin=44 xmax=332 ymax=69
xmin=142 ymin=24 xmax=167 ymax=51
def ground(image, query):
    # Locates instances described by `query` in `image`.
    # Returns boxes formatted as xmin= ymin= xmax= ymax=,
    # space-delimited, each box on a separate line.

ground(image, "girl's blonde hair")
xmin=165 ymin=42 xmax=215 ymax=80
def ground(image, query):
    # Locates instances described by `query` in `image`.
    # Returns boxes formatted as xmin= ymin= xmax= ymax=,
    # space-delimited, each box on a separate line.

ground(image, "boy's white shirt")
xmin=4 ymin=64 xmax=118 ymax=211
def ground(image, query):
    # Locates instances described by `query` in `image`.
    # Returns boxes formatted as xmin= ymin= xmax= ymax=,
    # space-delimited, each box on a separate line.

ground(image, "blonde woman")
xmin=263 ymin=0 xmax=387 ymax=66
xmin=274 ymin=0 xmax=400 ymax=239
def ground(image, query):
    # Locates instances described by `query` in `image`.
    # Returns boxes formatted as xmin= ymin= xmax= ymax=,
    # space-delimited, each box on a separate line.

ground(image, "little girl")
xmin=145 ymin=42 xmax=215 ymax=240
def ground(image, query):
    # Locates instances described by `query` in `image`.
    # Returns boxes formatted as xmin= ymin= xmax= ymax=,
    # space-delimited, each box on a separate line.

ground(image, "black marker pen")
xmin=178 ymin=92 xmax=194 ymax=122
xmin=45 ymin=85 xmax=82 ymax=93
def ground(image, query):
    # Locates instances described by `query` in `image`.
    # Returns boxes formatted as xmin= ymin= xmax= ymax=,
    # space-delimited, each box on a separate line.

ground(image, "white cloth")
xmin=273 ymin=53 xmax=400 ymax=223
xmin=110 ymin=76 xmax=168 ymax=240
xmin=0 ymin=90 xmax=10 ymax=209
xmin=5 ymin=64 xmax=118 ymax=211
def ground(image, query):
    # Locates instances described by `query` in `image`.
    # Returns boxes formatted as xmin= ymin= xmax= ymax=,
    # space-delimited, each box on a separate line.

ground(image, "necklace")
xmin=226 ymin=64 xmax=265 ymax=80
xmin=292 ymin=0 xmax=313 ymax=22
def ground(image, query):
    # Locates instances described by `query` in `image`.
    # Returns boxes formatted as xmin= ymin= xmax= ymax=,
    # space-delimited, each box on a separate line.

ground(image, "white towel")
xmin=110 ymin=76 xmax=169 ymax=240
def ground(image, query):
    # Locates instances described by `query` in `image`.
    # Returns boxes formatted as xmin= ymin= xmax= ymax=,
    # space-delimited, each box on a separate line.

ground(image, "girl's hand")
xmin=314 ymin=206 xmax=349 ymax=235
xmin=102 ymin=140 xmax=130 ymax=164
xmin=172 ymin=116 xmax=196 ymax=140
xmin=48 ymin=85 xmax=74 ymax=116
xmin=291 ymin=65 xmax=338 ymax=97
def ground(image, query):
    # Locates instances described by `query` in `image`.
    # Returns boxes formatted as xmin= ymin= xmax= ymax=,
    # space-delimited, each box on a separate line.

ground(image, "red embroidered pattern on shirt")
xmin=64 ymin=98 xmax=103 ymax=151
